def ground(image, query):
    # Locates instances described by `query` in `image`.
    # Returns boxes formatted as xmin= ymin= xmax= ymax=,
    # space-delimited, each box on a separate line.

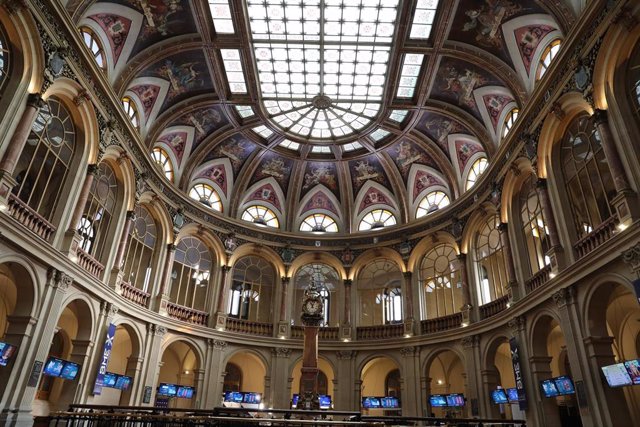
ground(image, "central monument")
xmin=296 ymin=277 xmax=324 ymax=410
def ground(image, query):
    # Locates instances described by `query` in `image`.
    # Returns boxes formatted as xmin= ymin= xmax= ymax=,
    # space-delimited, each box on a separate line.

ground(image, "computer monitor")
xmin=491 ymin=389 xmax=508 ymax=404
xmin=319 ymin=394 xmax=331 ymax=409
xmin=602 ymin=363 xmax=633 ymax=387
xmin=43 ymin=357 xmax=65 ymax=377
xmin=380 ymin=396 xmax=400 ymax=408
xmin=506 ymin=388 xmax=520 ymax=403
xmin=291 ymin=394 xmax=299 ymax=408
xmin=429 ymin=394 xmax=447 ymax=407
xmin=624 ymin=359 xmax=640 ymax=385
xmin=224 ymin=391 xmax=243 ymax=403
xmin=540 ymin=379 xmax=560 ymax=398
xmin=242 ymin=392 xmax=262 ymax=404
xmin=60 ymin=361 xmax=80 ymax=380
xmin=446 ymin=393 xmax=465 ymax=407
xmin=115 ymin=375 xmax=132 ymax=390
xmin=102 ymin=372 xmax=118 ymax=388
xmin=0 ymin=342 xmax=17 ymax=367
xmin=362 ymin=396 xmax=381 ymax=409
xmin=177 ymin=386 xmax=195 ymax=399
xmin=157 ymin=383 xmax=178 ymax=397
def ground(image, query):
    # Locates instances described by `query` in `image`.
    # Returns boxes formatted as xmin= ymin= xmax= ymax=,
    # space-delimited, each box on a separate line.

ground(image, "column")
xmin=110 ymin=210 xmax=135 ymax=288
xmin=203 ymin=339 xmax=227 ymax=408
xmin=154 ymin=244 xmax=176 ymax=312
xmin=214 ymin=265 xmax=231 ymax=330
xmin=400 ymin=346 xmax=421 ymax=417
xmin=0 ymin=94 xmax=45 ymax=203
xmin=270 ymin=347 xmax=292 ymax=409
xmin=335 ymin=351 xmax=356 ymax=410
xmin=121 ymin=356 xmax=144 ymax=405
xmin=340 ymin=279 xmax=352 ymax=341
xmin=193 ymin=369 xmax=206 ymax=409
xmin=593 ymin=109 xmax=638 ymax=222
xmin=528 ymin=356 xmax=562 ymax=427
xmin=62 ymin=164 xmax=97 ymax=258
xmin=457 ymin=254 xmax=473 ymax=325
xmin=277 ymin=276 xmax=291 ymax=338
xmin=403 ymin=272 xmax=415 ymax=335
xmin=509 ymin=316 xmax=543 ymax=427
xmin=138 ymin=324 xmax=167 ymax=407
xmin=498 ymin=222 xmax=521 ymax=301
xmin=535 ymin=179 xmax=564 ymax=270
xmin=56 ymin=339 xmax=94 ymax=411
xmin=480 ymin=369 xmax=501 ymax=418
xmin=461 ymin=335 xmax=481 ymax=419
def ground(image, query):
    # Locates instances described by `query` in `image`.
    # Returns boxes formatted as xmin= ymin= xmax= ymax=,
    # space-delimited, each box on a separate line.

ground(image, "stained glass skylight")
xmin=221 ymin=49 xmax=247 ymax=93
xmin=235 ymin=105 xmax=255 ymax=118
xmin=370 ymin=128 xmax=390 ymax=141
xmin=397 ymin=54 xmax=424 ymax=98
xmin=311 ymin=145 xmax=331 ymax=153
xmin=252 ymin=125 xmax=274 ymax=138
xmin=279 ymin=139 xmax=300 ymax=150
xmin=209 ymin=0 xmax=235 ymax=34
xmin=247 ymin=0 xmax=400 ymax=140
xmin=409 ymin=0 xmax=439 ymax=39
xmin=342 ymin=141 xmax=362 ymax=152
xmin=389 ymin=110 xmax=408 ymax=123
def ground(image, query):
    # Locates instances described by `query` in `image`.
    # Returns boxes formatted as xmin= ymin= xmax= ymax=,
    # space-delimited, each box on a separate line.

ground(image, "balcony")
xmin=7 ymin=194 xmax=56 ymax=242
xmin=356 ymin=323 xmax=404 ymax=340
xmin=525 ymin=264 xmax=551 ymax=293
xmin=421 ymin=313 xmax=463 ymax=334
xmin=225 ymin=318 xmax=273 ymax=336
xmin=166 ymin=302 xmax=208 ymax=326
xmin=291 ymin=326 xmax=339 ymax=340
xmin=76 ymin=248 xmax=105 ymax=279
xmin=479 ymin=295 xmax=509 ymax=320
xmin=573 ymin=215 xmax=618 ymax=259
xmin=119 ymin=281 xmax=150 ymax=308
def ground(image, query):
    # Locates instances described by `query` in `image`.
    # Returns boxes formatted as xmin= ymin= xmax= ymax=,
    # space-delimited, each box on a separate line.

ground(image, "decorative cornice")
xmin=48 ymin=267 xmax=72 ymax=291
xmin=508 ymin=316 xmax=526 ymax=335
xmin=552 ymin=286 xmax=575 ymax=308
xmin=461 ymin=335 xmax=479 ymax=349
xmin=400 ymin=346 xmax=417 ymax=357
xmin=211 ymin=339 xmax=227 ymax=351
xmin=272 ymin=347 xmax=292 ymax=358
xmin=336 ymin=350 xmax=355 ymax=360
xmin=622 ymin=243 xmax=640 ymax=275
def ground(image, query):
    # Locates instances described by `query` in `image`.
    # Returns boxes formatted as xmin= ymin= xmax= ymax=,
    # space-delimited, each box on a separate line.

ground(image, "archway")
xmin=425 ymin=350 xmax=466 ymax=418
xmin=223 ymin=351 xmax=267 ymax=402
xmin=484 ymin=336 xmax=524 ymax=421
xmin=290 ymin=357 xmax=335 ymax=407
xmin=360 ymin=356 xmax=401 ymax=415
xmin=158 ymin=340 xmax=200 ymax=409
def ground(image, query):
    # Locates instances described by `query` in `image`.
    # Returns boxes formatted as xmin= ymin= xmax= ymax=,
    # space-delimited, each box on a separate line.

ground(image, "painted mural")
xmin=129 ymin=84 xmax=161 ymax=118
xmin=454 ymin=138 xmax=485 ymax=173
xmin=431 ymin=57 xmax=503 ymax=123
xmin=140 ymin=50 xmax=213 ymax=113
xmin=483 ymin=93 xmax=515 ymax=133
xmin=413 ymin=169 xmax=447 ymax=200
xmin=515 ymin=24 xmax=557 ymax=74
xmin=157 ymin=131 xmax=188 ymax=166
xmin=301 ymin=190 xmax=340 ymax=217
xmin=417 ymin=112 xmax=472 ymax=153
xmin=358 ymin=186 xmax=394 ymax=214
xmin=250 ymin=151 xmax=294 ymax=194
xmin=88 ymin=13 xmax=131 ymax=64
xmin=385 ymin=139 xmax=437 ymax=183
xmin=449 ymin=0 xmax=546 ymax=67
xmin=170 ymin=106 xmax=227 ymax=151
xmin=205 ymin=135 xmax=257 ymax=175
xmin=301 ymin=162 xmax=339 ymax=199
xmin=196 ymin=164 xmax=228 ymax=195
xmin=349 ymin=155 xmax=390 ymax=194
xmin=248 ymin=183 xmax=282 ymax=212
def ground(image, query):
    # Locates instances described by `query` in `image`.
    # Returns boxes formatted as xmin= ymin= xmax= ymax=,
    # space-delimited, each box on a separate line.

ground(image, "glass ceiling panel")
xmin=409 ymin=0 xmax=439 ymax=39
xmin=209 ymin=0 xmax=235 ymax=34
xmin=247 ymin=0 xmax=400 ymax=141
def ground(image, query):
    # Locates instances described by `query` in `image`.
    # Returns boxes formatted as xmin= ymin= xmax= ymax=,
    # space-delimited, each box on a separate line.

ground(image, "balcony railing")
xmin=525 ymin=264 xmax=551 ymax=293
xmin=573 ymin=215 xmax=618 ymax=259
xmin=166 ymin=302 xmax=208 ymax=326
xmin=77 ymin=248 xmax=105 ymax=279
xmin=356 ymin=323 xmax=404 ymax=340
xmin=120 ymin=281 xmax=150 ymax=308
xmin=291 ymin=326 xmax=339 ymax=340
xmin=225 ymin=318 xmax=273 ymax=336
xmin=421 ymin=313 xmax=463 ymax=334
xmin=7 ymin=194 xmax=56 ymax=242
xmin=479 ymin=295 xmax=509 ymax=320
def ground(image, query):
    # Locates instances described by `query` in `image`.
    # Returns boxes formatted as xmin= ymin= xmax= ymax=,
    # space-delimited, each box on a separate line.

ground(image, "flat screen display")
xmin=158 ymin=383 xmax=178 ymax=397
xmin=541 ymin=379 xmax=560 ymax=397
xmin=177 ymin=386 xmax=195 ymax=399
xmin=506 ymin=388 xmax=520 ymax=403
xmin=491 ymin=389 xmax=508 ymax=404
xmin=60 ymin=362 xmax=80 ymax=380
xmin=0 ymin=342 xmax=17 ymax=367
xmin=242 ymin=392 xmax=262 ymax=404
xmin=362 ymin=397 xmax=381 ymax=409
xmin=601 ymin=363 xmax=632 ymax=388
xmin=115 ymin=375 xmax=132 ymax=390
xmin=554 ymin=376 xmax=575 ymax=395
xmin=291 ymin=394 xmax=299 ymax=407
xmin=624 ymin=359 xmax=640 ymax=385
xmin=380 ymin=397 xmax=400 ymax=408
xmin=43 ymin=357 xmax=65 ymax=377
xmin=224 ymin=391 xmax=244 ymax=403
xmin=446 ymin=393 xmax=465 ymax=407
xmin=103 ymin=372 xmax=118 ymax=387
xmin=319 ymin=394 xmax=331 ymax=409
xmin=429 ymin=394 xmax=447 ymax=407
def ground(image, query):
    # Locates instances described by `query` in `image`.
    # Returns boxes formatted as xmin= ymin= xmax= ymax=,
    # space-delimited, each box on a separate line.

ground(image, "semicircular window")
xmin=416 ymin=191 xmax=450 ymax=218
xmin=246 ymin=0 xmax=400 ymax=140
xmin=359 ymin=209 xmax=396 ymax=231
xmin=151 ymin=147 xmax=174 ymax=182
xmin=0 ymin=29 xmax=8 ymax=88
xmin=536 ymin=39 xmax=561 ymax=81
xmin=242 ymin=205 xmax=279 ymax=228
xmin=300 ymin=213 xmax=338 ymax=233
xmin=189 ymin=183 xmax=222 ymax=212
xmin=465 ymin=157 xmax=488 ymax=191
xmin=80 ymin=26 xmax=106 ymax=71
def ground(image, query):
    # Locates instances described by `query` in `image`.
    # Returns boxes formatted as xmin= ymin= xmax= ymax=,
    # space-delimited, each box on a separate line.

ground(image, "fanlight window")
xmin=242 ymin=205 xmax=279 ymax=228
xmin=474 ymin=216 xmax=508 ymax=305
xmin=14 ymin=97 xmax=75 ymax=221
xmin=519 ymin=175 xmax=551 ymax=276
xmin=465 ymin=157 xmax=488 ymax=191
xmin=80 ymin=27 xmax=106 ymax=70
xmin=171 ymin=236 xmax=212 ymax=311
xmin=300 ymin=213 xmax=338 ymax=233
xmin=359 ymin=209 xmax=396 ymax=231
xmin=122 ymin=205 xmax=157 ymax=292
xmin=189 ymin=183 xmax=222 ymax=212
xmin=0 ymin=30 xmax=8 ymax=86
xmin=122 ymin=97 xmax=139 ymax=129
xmin=561 ymin=114 xmax=615 ymax=238
xmin=502 ymin=108 xmax=519 ymax=139
xmin=420 ymin=243 xmax=462 ymax=319
xmin=536 ymin=39 xmax=561 ymax=81
xmin=246 ymin=0 xmax=401 ymax=140
xmin=416 ymin=191 xmax=450 ymax=218
xmin=151 ymin=147 xmax=174 ymax=182
xmin=229 ymin=256 xmax=275 ymax=322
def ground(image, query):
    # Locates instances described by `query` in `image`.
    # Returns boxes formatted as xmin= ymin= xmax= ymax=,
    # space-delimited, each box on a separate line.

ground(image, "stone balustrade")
xmin=76 ymin=248 xmax=105 ymax=279
xmin=166 ymin=302 xmax=209 ymax=326
xmin=525 ymin=264 xmax=552 ymax=293
xmin=225 ymin=318 xmax=273 ymax=336
xmin=7 ymin=194 xmax=56 ymax=242
xmin=421 ymin=313 xmax=463 ymax=334
xmin=574 ymin=215 xmax=619 ymax=259
xmin=356 ymin=323 xmax=404 ymax=340
xmin=479 ymin=295 xmax=509 ymax=320
xmin=120 ymin=281 xmax=150 ymax=308
xmin=291 ymin=326 xmax=339 ymax=340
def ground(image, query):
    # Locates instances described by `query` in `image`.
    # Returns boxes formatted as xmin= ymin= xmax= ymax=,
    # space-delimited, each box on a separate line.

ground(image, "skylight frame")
xmin=252 ymin=125 xmax=274 ymax=139
xmin=409 ymin=0 xmax=439 ymax=39
xmin=397 ymin=53 xmax=424 ymax=98
xmin=208 ymin=0 xmax=235 ymax=34
xmin=220 ymin=49 xmax=248 ymax=94
xmin=235 ymin=105 xmax=255 ymax=118
xmin=246 ymin=0 xmax=402 ymax=141
xmin=389 ymin=110 xmax=408 ymax=123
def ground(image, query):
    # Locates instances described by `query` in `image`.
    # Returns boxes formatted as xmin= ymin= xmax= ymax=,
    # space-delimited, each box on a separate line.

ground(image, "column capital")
xmin=271 ymin=347 xmax=292 ymax=358
xmin=167 ymin=243 xmax=177 ymax=252
xmin=552 ymin=286 xmax=575 ymax=308
xmin=336 ymin=350 xmax=355 ymax=360
xmin=400 ymin=346 xmax=417 ymax=358
xmin=281 ymin=276 xmax=290 ymax=286
xmin=457 ymin=252 xmax=467 ymax=262
xmin=497 ymin=221 xmax=509 ymax=232
xmin=87 ymin=163 xmax=99 ymax=176
xmin=210 ymin=339 xmax=227 ymax=351
xmin=221 ymin=265 xmax=231 ymax=273
xmin=461 ymin=335 xmax=479 ymax=349
xmin=343 ymin=278 xmax=352 ymax=287
xmin=622 ymin=242 xmax=640 ymax=275
xmin=403 ymin=271 xmax=412 ymax=280
xmin=592 ymin=108 xmax=608 ymax=127
xmin=535 ymin=177 xmax=548 ymax=190
xmin=508 ymin=316 xmax=526 ymax=335
xmin=48 ymin=268 xmax=72 ymax=292
xmin=26 ymin=92 xmax=46 ymax=109
xmin=126 ymin=210 xmax=136 ymax=221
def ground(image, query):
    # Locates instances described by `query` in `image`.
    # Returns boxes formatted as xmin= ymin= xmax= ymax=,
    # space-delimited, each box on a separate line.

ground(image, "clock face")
xmin=304 ymin=299 xmax=322 ymax=315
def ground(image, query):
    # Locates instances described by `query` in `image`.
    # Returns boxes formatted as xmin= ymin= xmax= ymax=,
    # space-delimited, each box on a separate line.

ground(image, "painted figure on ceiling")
xmin=303 ymin=165 xmax=337 ymax=190
xmin=462 ymin=0 xmax=523 ymax=48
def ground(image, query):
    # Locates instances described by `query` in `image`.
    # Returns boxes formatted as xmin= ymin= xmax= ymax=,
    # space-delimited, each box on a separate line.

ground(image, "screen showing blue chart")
xmin=242 ymin=392 xmax=262 ymax=404
xmin=446 ymin=393 xmax=465 ymax=407
xmin=491 ymin=389 xmax=508 ymax=404
xmin=362 ymin=397 xmax=381 ymax=408
xmin=554 ymin=376 xmax=575 ymax=395
xmin=541 ymin=379 xmax=560 ymax=397
xmin=0 ymin=342 xmax=17 ymax=367
xmin=380 ymin=397 xmax=400 ymax=408
xmin=115 ymin=375 xmax=132 ymax=390
xmin=224 ymin=391 xmax=243 ymax=403
xmin=60 ymin=362 xmax=80 ymax=380
xmin=507 ymin=388 xmax=520 ymax=403
xmin=103 ymin=372 xmax=118 ymax=387
xmin=43 ymin=357 xmax=65 ymax=377
xmin=158 ymin=383 xmax=178 ymax=397
xmin=177 ymin=386 xmax=195 ymax=399
xmin=319 ymin=395 xmax=331 ymax=409
xmin=429 ymin=395 xmax=447 ymax=407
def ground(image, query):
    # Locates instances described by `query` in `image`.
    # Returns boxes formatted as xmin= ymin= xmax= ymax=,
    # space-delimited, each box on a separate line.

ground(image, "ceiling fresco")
xmin=68 ymin=0 xmax=571 ymax=233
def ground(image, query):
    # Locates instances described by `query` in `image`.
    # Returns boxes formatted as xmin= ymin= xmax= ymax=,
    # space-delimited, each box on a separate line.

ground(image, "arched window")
xmin=122 ymin=97 xmax=139 ymax=129
xmin=151 ymin=147 xmax=174 ymax=182
xmin=241 ymin=205 xmax=279 ymax=228
xmin=465 ymin=157 xmax=488 ymax=191
xmin=474 ymin=216 xmax=508 ymax=305
xmin=357 ymin=259 xmax=403 ymax=326
xmin=420 ymin=244 xmax=462 ymax=319
xmin=122 ymin=205 xmax=157 ymax=293
xmin=561 ymin=114 xmax=616 ymax=238
xmin=416 ymin=191 xmax=450 ymax=218
xmin=300 ymin=213 xmax=338 ymax=233
xmin=80 ymin=26 xmax=106 ymax=71
xmin=519 ymin=175 xmax=551 ymax=276
xmin=358 ymin=209 xmax=396 ymax=231
xmin=536 ymin=39 xmax=561 ymax=81
xmin=78 ymin=163 xmax=118 ymax=263
xmin=635 ymin=80 xmax=640 ymax=109
xmin=189 ymin=183 xmax=222 ymax=212
xmin=0 ymin=28 xmax=9 ymax=88
xmin=171 ymin=236 xmax=212 ymax=311
xmin=229 ymin=256 xmax=275 ymax=322
xmin=13 ymin=98 xmax=75 ymax=222
xmin=502 ymin=108 xmax=519 ymax=139
xmin=293 ymin=264 xmax=339 ymax=326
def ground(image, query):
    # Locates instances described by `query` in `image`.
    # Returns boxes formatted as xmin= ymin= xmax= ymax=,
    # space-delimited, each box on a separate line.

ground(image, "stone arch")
xmin=581 ymin=273 xmax=636 ymax=338
xmin=189 ymin=157 xmax=234 ymax=212
xmin=160 ymin=335 xmax=205 ymax=369
xmin=350 ymin=247 xmax=405 ymax=281
xmin=138 ymin=191 xmax=174 ymax=245
xmin=110 ymin=317 xmax=144 ymax=359
xmin=460 ymin=201 xmax=499 ymax=254
xmin=176 ymin=223 xmax=225 ymax=267
xmin=0 ymin=255 xmax=40 ymax=319
xmin=407 ymin=231 xmax=459 ymax=273
xmin=288 ymin=252 xmax=347 ymax=282
xmin=500 ymin=157 xmax=536 ymax=223
xmin=228 ymin=243 xmax=285 ymax=278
